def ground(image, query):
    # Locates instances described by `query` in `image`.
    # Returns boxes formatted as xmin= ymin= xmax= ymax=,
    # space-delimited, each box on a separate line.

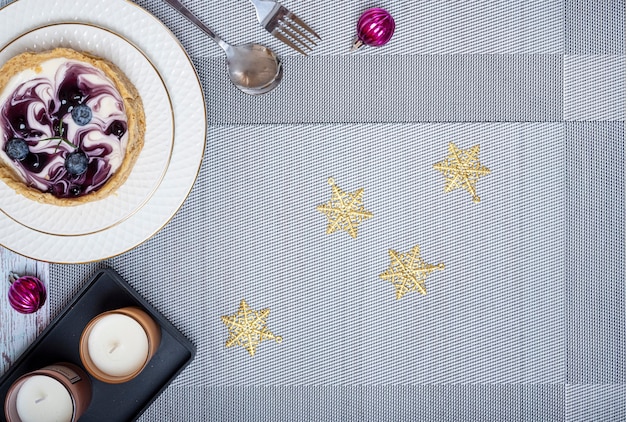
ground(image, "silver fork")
xmin=248 ymin=0 xmax=320 ymax=55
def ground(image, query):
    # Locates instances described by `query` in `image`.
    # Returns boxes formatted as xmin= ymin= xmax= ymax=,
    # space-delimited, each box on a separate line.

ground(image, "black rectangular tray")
xmin=0 ymin=268 xmax=195 ymax=422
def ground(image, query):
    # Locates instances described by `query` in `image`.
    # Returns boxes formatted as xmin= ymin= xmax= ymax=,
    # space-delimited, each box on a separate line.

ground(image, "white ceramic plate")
xmin=0 ymin=23 xmax=174 ymax=236
xmin=0 ymin=0 xmax=206 ymax=263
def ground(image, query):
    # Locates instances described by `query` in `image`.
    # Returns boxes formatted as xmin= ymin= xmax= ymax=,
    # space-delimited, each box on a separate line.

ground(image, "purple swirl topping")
xmin=0 ymin=58 xmax=129 ymax=198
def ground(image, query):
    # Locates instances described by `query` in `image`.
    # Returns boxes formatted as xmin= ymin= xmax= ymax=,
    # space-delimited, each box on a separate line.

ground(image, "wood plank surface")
xmin=0 ymin=247 xmax=50 ymax=376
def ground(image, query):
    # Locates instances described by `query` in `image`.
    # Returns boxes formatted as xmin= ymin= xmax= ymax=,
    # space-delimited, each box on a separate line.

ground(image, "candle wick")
xmin=109 ymin=343 xmax=119 ymax=354
xmin=35 ymin=395 xmax=47 ymax=404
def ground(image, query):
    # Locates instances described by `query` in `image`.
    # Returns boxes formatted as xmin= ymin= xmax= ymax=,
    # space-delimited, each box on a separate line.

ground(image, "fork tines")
xmin=268 ymin=6 xmax=321 ymax=55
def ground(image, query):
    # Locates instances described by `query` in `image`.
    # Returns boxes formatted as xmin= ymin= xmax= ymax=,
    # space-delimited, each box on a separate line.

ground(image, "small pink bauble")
xmin=8 ymin=274 xmax=46 ymax=314
xmin=351 ymin=8 xmax=396 ymax=51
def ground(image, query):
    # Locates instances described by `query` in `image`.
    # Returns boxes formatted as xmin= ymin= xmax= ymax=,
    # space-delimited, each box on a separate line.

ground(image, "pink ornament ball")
xmin=8 ymin=275 xmax=46 ymax=314
xmin=352 ymin=8 xmax=396 ymax=50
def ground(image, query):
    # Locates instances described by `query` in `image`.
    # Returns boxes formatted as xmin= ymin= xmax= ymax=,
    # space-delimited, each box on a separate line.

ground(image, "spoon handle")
xmin=162 ymin=0 xmax=230 ymax=51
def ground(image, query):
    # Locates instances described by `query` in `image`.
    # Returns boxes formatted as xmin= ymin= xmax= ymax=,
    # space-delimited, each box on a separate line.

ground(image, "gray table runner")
xmin=1 ymin=0 xmax=623 ymax=420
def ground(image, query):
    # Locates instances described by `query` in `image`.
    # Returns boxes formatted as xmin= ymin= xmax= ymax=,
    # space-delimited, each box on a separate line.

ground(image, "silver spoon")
xmin=164 ymin=0 xmax=283 ymax=95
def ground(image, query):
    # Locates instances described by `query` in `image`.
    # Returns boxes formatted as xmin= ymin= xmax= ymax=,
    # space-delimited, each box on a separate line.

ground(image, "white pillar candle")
xmin=87 ymin=313 xmax=149 ymax=377
xmin=15 ymin=375 xmax=73 ymax=422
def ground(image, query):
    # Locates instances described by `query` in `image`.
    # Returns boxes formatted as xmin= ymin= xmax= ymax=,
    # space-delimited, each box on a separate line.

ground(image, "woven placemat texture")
xmin=0 ymin=0 xmax=622 ymax=419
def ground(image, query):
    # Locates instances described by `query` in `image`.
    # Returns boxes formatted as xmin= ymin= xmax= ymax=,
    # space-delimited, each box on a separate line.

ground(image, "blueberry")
xmin=65 ymin=150 xmax=89 ymax=176
xmin=5 ymin=138 xmax=29 ymax=161
xmin=11 ymin=116 xmax=28 ymax=135
xmin=71 ymin=104 xmax=92 ymax=126
xmin=59 ymin=87 xmax=83 ymax=107
xmin=106 ymin=120 xmax=126 ymax=138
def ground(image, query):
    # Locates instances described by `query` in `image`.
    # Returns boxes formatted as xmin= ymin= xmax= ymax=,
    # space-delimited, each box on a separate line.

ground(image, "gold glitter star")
xmin=379 ymin=245 xmax=444 ymax=299
xmin=221 ymin=299 xmax=282 ymax=357
xmin=433 ymin=142 xmax=491 ymax=203
xmin=316 ymin=177 xmax=373 ymax=239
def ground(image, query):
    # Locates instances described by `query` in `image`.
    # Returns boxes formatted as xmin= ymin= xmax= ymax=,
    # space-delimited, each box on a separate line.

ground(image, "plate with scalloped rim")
xmin=0 ymin=0 xmax=206 ymax=263
xmin=0 ymin=23 xmax=174 ymax=236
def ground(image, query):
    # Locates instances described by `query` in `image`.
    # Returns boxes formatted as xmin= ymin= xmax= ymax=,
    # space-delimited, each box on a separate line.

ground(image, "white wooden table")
xmin=0 ymin=248 xmax=49 ymax=376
